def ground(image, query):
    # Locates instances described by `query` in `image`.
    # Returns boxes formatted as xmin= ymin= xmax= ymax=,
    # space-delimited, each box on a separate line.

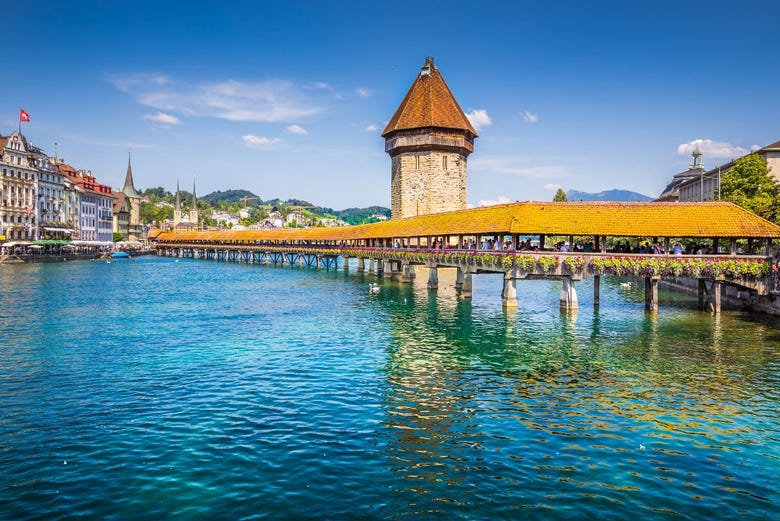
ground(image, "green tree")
xmin=720 ymin=153 xmax=779 ymax=223
xmin=553 ymin=188 xmax=568 ymax=202
xmin=113 ymin=232 xmax=125 ymax=242
xmin=142 ymin=186 xmax=171 ymax=203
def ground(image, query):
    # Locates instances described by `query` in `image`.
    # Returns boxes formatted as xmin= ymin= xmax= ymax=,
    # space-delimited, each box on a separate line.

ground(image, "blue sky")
xmin=3 ymin=1 xmax=778 ymax=209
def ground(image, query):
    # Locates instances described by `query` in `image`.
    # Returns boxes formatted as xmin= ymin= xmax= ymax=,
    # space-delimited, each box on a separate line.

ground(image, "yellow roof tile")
xmin=156 ymin=202 xmax=780 ymax=244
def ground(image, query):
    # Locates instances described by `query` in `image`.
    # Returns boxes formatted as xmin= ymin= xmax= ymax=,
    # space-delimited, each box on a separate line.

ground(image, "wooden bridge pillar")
xmin=645 ymin=276 xmax=659 ymax=312
xmin=459 ymin=272 xmax=473 ymax=299
xmin=368 ymin=258 xmax=375 ymax=275
xmin=698 ymin=278 xmax=723 ymax=314
xmin=560 ymin=278 xmax=578 ymax=310
xmin=593 ymin=275 xmax=600 ymax=307
xmin=401 ymin=262 xmax=413 ymax=282
xmin=357 ymin=257 xmax=365 ymax=272
xmin=455 ymin=267 xmax=465 ymax=288
xmin=382 ymin=260 xmax=393 ymax=279
xmin=712 ymin=279 xmax=722 ymax=314
xmin=343 ymin=256 xmax=350 ymax=271
xmin=502 ymin=275 xmax=518 ymax=308
xmin=427 ymin=266 xmax=439 ymax=290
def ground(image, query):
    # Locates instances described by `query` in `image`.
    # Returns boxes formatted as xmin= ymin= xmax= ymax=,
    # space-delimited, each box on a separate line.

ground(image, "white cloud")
xmin=144 ymin=112 xmax=180 ymax=125
xmin=466 ymin=109 xmax=492 ymax=131
xmin=477 ymin=195 xmax=513 ymax=207
xmin=286 ymin=124 xmax=308 ymax=135
xmin=356 ymin=87 xmax=371 ymax=99
xmin=242 ymin=134 xmax=283 ymax=148
xmin=522 ymin=111 xmax=538 ymax=123
xmin=364 ymin=124 xmax=379 ymax=132
xmin=676 ymin=139 xmax=749 ymax=159
xmin=472 ymin=156 xmax=575 ymax=181
xmin=306 ymin=81 xmax=330 ymax=90
xmin=544 ymin=183 xmax=562 ymax=191
xmin=111 ymin=73 xmax=322 ymax=123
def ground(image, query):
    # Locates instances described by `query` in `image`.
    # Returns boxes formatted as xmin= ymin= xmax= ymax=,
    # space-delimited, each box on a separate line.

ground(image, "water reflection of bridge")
xmin=152 ymin=201 xmax=780 ymax=314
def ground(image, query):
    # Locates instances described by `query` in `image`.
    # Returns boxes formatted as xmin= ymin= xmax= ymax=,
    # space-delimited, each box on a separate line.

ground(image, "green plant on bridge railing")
xmin=563 ymin=256 xmax=586 ymax=273
xmin=501 ymin=255 xmax=515 ymax=270
xmin=538 ymin=256 xmax=558 ymax=273
xmin=335 ymin=248 xmax=770 ymax=281
xmin=587 ymin=256 xmax=769 ymax=280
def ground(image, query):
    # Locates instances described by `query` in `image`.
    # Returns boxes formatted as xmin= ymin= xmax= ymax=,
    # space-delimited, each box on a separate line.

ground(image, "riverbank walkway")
xmin=151 ymin=201 xmax=780 ymax=314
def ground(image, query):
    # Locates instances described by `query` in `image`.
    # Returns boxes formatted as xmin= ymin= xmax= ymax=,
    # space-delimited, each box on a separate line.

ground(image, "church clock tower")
xmin=382 ymin=57 xmax=478 ymax=219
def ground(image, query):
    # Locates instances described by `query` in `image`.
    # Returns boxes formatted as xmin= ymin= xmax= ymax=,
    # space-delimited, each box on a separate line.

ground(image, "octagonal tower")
xmin=382 ymin=57 xmax=478 ymax=219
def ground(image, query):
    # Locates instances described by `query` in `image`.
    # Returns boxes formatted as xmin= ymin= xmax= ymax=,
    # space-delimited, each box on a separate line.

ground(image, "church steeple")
xmin=122 ymin=149 xmax=140 ymax=198
xmin=190 ymin=180 xmax=199 ymax=227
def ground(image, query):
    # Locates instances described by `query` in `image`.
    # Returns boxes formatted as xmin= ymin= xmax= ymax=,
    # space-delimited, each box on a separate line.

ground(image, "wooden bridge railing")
xmin=153 ymin=242 xmax=772 ymax=295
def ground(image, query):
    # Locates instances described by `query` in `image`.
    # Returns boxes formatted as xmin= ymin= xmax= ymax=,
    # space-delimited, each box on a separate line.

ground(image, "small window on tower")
xmin=443 ymin=156 xmax=448 ymax=169
xmin=415 ymin=155 xmax=420 ymax=170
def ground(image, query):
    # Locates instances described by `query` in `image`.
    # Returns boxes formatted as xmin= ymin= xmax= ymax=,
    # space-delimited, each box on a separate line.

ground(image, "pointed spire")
xmin=381 ymin=57 xmax=477 ymax=138
xmin=122 ymin=148 xmax=140 ymax=198
xmin=191 ymin=179 xmax=197 ymax=207
xmin=175 ymin=179 xmax=181 ymax=210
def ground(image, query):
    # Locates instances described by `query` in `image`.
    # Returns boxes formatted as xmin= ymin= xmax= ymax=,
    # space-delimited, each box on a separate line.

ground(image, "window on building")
xmin=443 ymin=156 xmax=448 ymax=169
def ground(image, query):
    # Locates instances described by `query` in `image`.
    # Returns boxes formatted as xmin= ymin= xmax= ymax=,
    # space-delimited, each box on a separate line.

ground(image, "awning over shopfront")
xmin=42 ymin=227 xmax=73 ymax=234
xmin=31 ymin=239 xmax=71 ymax=246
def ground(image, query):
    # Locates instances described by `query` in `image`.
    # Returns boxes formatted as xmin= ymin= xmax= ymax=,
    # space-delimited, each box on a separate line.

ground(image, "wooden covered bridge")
xmin=151 ymin=201 xmax=780 ymax=313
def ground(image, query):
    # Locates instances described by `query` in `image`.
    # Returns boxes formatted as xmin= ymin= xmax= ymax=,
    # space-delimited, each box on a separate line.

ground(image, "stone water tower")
xmin=382 ymin=57 xmax=478 ymax=219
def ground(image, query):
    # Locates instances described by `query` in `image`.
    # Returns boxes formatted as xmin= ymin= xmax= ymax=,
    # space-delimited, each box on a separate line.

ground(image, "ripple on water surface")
xmin=0 ymin=258 xmax=778 ymax=520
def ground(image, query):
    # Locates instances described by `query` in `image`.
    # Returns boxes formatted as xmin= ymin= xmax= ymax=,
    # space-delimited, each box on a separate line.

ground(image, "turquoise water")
xmin=1 ymin=256 xmax=778 ymax=520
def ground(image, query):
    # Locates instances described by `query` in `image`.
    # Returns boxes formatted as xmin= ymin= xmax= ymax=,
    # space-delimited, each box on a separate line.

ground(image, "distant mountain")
xmin=567 ymin=189 xmax=653 ymax=202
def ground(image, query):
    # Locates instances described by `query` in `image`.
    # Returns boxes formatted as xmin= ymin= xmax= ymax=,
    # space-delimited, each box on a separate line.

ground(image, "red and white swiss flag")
xmin=19 ymin=109 xmax=30 ymax=122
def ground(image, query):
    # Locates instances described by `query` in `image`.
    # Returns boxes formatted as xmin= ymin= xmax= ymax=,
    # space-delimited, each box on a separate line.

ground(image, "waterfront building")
xmin=172 ymin=180 xmax=199 ymax=230
xmin=656 ymin=147 xmax=705 ymax=202
xmin=58 ymin=165 xmax=114 ymax=243
xmin=51 ymin=161 xmax=84 ymax=240
xmin=33 ymin=147 xmax=69 ymax=240
xmin=666 ymin=139 xmax=780 ymax=202
xmin=112 ymin=191 xmax=131 ymax=239
xmin=382 ymin=57 xmax=478 ymax=219
xmin=0 ymin=132 xmax=39 ymax=241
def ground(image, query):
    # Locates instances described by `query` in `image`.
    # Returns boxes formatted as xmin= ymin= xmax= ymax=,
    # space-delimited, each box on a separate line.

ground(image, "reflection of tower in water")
xmin=381 ymin=273 xmax=523 ymax=507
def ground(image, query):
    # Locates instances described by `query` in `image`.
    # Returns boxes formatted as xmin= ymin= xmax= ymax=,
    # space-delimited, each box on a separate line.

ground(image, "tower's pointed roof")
xmin=122 ymin=150 xmax=140 ymax=198
xmin=382 ymin=57 xmax=477 ymax=138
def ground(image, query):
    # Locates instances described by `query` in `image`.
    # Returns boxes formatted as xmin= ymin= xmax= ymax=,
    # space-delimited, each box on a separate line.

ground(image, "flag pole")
xmin=18 ymin=108 xmax=21 ymax=134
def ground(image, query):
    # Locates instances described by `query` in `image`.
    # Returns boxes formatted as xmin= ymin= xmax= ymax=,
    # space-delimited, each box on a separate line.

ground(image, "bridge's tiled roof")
xmin=156 ymin=201 xmax=780 ymax=243
xmin=381 ymin=58 xmax=477 ymax=138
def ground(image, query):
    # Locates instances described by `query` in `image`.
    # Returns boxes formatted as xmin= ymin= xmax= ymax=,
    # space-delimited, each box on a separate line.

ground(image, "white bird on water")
xmin=369 ymin=283 xmax=380 ymax=294
xmin=620 ymin=282 xmax=632 ymax=290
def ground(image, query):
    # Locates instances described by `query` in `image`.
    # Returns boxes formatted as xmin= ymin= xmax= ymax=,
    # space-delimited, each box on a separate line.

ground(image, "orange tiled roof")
xmin=157 ymin=202 xmax=780 ymax=244
xmin=381 ymin=58 xmax=477 ymax=137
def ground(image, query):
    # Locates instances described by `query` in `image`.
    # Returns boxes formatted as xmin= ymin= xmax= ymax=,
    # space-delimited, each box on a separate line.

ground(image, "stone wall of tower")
xmin=391 ymin=149 xmax=468 ymax=219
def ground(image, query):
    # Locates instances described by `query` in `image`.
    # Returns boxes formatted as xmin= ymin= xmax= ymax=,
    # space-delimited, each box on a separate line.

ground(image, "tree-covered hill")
xmin=200 ymin=189 xmax=259 ymax=206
